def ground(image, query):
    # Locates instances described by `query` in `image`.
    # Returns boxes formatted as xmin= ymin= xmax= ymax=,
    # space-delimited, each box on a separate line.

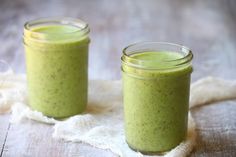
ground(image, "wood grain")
xmin=2 ymin=119 xmax=116 ymax=157
xmin=0 ymin=0 xmax=236 ymax=156
xmin=191 ymin=100 xmax=236 ymax=157
xmin=0 ymin=115 xmax=10 ymax=156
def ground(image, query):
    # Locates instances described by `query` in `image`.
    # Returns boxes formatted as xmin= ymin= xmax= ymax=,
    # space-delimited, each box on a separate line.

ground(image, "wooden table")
xmin=0 ymin=0 xmax=236 ymax=156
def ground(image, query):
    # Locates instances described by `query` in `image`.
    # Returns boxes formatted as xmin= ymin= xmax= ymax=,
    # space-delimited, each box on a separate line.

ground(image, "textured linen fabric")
xmin=0 ymin=73 xmax=236 ymax=157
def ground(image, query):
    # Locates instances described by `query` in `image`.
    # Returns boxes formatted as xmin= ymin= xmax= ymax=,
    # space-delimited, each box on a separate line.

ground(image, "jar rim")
xmin=121 ymin=41 xmax=193 ymax=70
xmin=23 ymin=17 xmax=90 ymax=41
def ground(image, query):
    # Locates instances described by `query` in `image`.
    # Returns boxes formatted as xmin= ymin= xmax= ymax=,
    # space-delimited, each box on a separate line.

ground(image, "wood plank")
xmin=2 ymin=119 xmax=116 ymax=157
xmin=0 ymin=0 xmax=236 ymax=80
xmin=0 ymin=114 xmax=10 ymax=157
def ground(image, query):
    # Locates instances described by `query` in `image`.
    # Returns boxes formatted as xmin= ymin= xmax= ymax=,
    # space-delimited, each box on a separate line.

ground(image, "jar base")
xmin=29 ymin=104 xmax=87 ymax=119
xmin=126 ymin=140 xmax=172 ymax=156
xmin=44 ymin=109 xmax=86 ymax=119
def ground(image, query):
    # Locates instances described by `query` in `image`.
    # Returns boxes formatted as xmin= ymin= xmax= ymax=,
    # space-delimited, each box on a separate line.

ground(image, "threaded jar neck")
xmin=121 ymin=42 xmax=193 ymax=70
xmin=23 ymin=17 xmax=90 ymax=50
xmin=121 ymin=42 xmax=193 ymax=79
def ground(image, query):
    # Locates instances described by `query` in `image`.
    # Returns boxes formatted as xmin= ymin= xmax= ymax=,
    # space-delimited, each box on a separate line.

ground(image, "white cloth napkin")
xmin=0 ymin=73 xmax=236 ymax=157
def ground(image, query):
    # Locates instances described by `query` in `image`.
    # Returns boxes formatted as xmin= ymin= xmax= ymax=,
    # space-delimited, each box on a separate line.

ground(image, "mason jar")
xmin=23 ymin=17 xmax=90 ymax=118
xmin=121 ymin=42 xmax=193 ymax=154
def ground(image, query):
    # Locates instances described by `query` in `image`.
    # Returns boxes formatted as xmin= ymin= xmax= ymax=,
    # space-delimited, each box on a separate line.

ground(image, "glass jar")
xmin=121 ymin=42 xmax=193 ymax=154
xmin=23 ymin=17 xmax=90 ymax=118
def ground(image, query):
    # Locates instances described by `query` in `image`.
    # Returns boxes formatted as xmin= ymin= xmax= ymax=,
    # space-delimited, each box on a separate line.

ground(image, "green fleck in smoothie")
xmin=121 ymin=43 xmax=193 ymax=154
xmin=23 ymin=18 xmax=90 ymax=118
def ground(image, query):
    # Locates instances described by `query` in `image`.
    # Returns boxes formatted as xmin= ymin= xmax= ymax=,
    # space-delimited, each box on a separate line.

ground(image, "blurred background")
xmin=0 ymin=0 xmax=236 ymax=80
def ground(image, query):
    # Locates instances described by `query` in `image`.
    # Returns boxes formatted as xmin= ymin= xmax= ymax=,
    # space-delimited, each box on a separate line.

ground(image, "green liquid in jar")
xmin=24 ymin=24 xmax=89 ymax=118
xmin=122 ymin=51 xmax=192 ymax=153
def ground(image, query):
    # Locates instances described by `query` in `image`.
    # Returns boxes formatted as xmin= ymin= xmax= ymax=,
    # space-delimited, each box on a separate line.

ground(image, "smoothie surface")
xmin=32 ymin=25 xmax=79 ymax=34
xmin=129 ymin=51 xmax=183 ymax=68
xmin=131 ymin=51 xmax=183 ymax=62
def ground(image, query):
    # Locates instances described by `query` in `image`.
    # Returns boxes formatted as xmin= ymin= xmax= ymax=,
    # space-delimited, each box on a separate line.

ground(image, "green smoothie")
xmin=23 ymin=18 xmax=90 ymax=118
xmin=122 ymin=50 xmax=192 ymax=153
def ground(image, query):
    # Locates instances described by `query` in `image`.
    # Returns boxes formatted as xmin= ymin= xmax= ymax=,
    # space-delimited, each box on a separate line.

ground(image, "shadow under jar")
xmin=121 ymin=42 xmax=193 ymax=154
xmin=23 ymin=17 xmax=90 ymax=118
